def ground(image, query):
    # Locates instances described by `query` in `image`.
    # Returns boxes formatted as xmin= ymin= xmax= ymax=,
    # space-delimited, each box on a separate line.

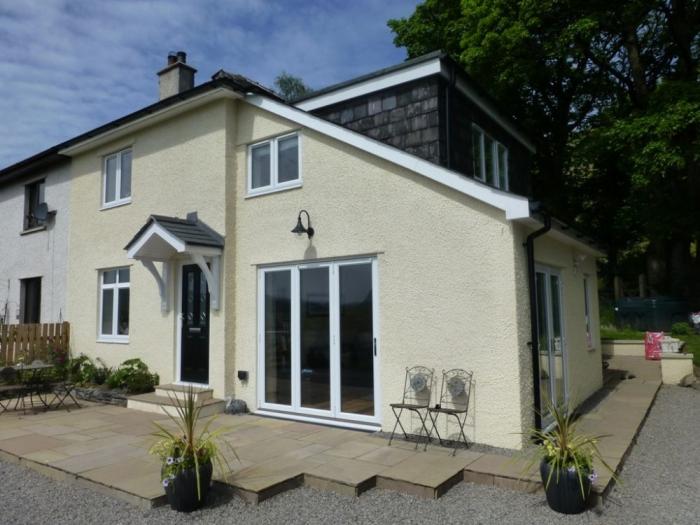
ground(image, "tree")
xmin=389 ymin=0 xmax=700 ymax=299
xmin=274 ymin=72 xmax=312 ymax=102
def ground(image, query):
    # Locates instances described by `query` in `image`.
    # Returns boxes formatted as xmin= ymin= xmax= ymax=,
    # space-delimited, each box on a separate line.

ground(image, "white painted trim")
xmin=140 ymin=259 xmax=170 ymax=312
xmin=191 ymin=253 xmax=220 ymax=311
xmin=253 ymin=409 xmax=380 ymax=432
xmin=126 ymin=222 xmax=187 ymax=259
xmin=59 ymin=88 xmax=242 ymax=156
xmin=97 ymin=267 xmax=130 ymax=341
xmin=246 ymin=95 xmax=531 ymax=220
xmin=295 ymin=59 xmax=443 ymax=112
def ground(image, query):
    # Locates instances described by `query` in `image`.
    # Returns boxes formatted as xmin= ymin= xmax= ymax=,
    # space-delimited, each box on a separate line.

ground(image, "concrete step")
xmin=127 ymin=392 xmax=225 ymax=418
xmin=154 ymin=384 xmax=213 ymax=403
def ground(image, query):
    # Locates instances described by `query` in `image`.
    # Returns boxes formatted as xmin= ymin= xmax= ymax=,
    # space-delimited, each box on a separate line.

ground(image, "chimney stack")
xmin=157 ymin=51 xmax=197 ymax=100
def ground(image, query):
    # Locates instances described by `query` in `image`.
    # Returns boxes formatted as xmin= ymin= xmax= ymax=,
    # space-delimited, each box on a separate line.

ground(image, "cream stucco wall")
xmin=0 ymin=163 xmax=71 ymax=324
xmin=66 ymin=100 xmax=229 ymax=395
xmin=514 ymin=230 xmax=604 ymax=409
xmin=229 ymin=104 xmax=530 ymax=449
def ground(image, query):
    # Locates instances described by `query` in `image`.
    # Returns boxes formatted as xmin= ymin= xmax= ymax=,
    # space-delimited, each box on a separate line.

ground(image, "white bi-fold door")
xmin=257 ymin=258 xmax=379 ymax=425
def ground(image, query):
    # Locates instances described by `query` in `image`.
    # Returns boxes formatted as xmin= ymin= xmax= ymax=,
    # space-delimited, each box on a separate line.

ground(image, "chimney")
xmin=157 ymin=51 xmax=197 ymax=100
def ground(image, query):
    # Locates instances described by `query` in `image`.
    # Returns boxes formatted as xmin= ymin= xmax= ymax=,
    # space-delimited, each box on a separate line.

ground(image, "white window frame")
xmin=101 ymin=148 xmax=132 ymax=209
xmin=247 ymin=132 xmax=302 ymax=197
xmin=583 ymin=275 xmax=594 ymax=350
xmin=472 ymin=125 xmax=509 ymax=190
xmin=98 ymin=267 xmax=130 ymax=343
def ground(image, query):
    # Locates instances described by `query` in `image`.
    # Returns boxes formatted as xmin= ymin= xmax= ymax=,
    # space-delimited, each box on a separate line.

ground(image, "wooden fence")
xmin=0 ymin=322 xmax=70 ymax=365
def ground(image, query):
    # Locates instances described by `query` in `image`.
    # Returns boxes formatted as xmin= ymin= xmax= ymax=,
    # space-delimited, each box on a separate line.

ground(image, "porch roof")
xmin=124 ymin=213 xmax=223 ymax=260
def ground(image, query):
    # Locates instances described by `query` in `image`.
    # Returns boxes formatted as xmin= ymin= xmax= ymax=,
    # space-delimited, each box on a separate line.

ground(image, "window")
xmin=24 ymin=179 xmax=45 ymax=230
xmin=103 ymin=149 xmax=132 ymax=207
xmin=248 ymin=133 xmax=300 ymax=194
xmin=472 ymin=125 xmax=509 ymax=190
xmin=99 ymin=268 xmax=130 ymax=341
xmin=19 ymin=277 xmax=41 ymax=323
xmin=583 ymin=276 xmax=593 ymax=349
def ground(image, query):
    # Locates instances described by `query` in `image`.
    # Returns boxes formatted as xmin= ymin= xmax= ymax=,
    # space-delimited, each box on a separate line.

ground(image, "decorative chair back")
xmin=438 ymin=368 xmax=473 ymax=412
xmin=0 ymin=367 xmax=17 ymax=384
xmin=400 ymin=366 xmax=434 ymax=406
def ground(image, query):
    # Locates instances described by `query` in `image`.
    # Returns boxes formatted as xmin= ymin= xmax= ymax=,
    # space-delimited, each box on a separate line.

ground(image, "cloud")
xmin=0 ymin=0 xmax=419 ymax=168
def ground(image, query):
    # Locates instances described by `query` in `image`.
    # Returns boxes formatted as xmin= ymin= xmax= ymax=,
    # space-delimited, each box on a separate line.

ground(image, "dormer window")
xmin=472 ymin=125 xmax=508 ymax=190
xmin=103 ymin=148 xmax=132 ymax=208
xmin=24 ymin=179 xmax=45 ymax=230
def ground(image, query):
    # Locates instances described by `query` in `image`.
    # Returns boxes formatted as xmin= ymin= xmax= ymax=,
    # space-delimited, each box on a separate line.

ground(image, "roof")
xmin=125 ymin=214 xmax=224 ymax=251
xmin=294 ymin=51 xmax=535 ymax=153
xmin=0 ymin=71 xmax=281 ymax=183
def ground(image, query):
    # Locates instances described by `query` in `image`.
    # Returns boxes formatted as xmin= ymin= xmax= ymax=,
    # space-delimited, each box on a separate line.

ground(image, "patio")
xmin=0 ymin=356 xmax=661 ymax=509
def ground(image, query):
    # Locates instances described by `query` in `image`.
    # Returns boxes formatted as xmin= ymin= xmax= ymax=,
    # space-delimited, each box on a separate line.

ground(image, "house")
xmin=0 ymin=51 xmax=603 ymax=449
xmin=0 ymin=150 xmax=71 ymax=325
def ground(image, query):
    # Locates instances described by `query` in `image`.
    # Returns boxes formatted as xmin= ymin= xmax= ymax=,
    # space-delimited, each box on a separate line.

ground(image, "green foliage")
xmin=106 ymin=358 xmax=158 ymax=393
xmin=600 ymin=327 xmax=645 ymax=340
xmin=525 ymin=400 xmax=616 ymax=497
xmin=150 ymin=386 xmax=237 ymax=500
xmin=273 ymin=72 xmax=312 ymax=102
xmin=671 ymin=322 xmax=693 ymax=336
xmin=69 ymin=354 xmax=112 ymax=385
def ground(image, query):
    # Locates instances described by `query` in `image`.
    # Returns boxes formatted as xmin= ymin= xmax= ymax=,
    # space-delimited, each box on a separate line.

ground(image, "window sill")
xmin=97 ymin=337 xmax=129 ymax=345
xmin=100 ymin=199 xmax=132 ymax=211
xmin=20 ymin=225 xmax=47 ymax=236
xmin=245 ymin=181 xmax=302 ymax=199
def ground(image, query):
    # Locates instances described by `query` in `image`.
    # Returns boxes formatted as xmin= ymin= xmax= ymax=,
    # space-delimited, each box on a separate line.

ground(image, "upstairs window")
xmin=99 ymin=267 xmax=130 ymax=342
xmin=103 ymin=149 xmax=132 ymax=207
xmin=24 ymin=179 xmax=45 ymax=230
xmin=248 ymin=133 xmax=300 ymax=195
xmin=472 ymin=125 xmax=508 ymax=190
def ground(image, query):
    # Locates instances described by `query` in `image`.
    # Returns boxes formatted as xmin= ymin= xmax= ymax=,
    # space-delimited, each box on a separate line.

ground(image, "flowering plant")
xmin=149 ymin=387 xmax=237 ymax=500
xmin=525 ymin=400 xmax=616 ymax=497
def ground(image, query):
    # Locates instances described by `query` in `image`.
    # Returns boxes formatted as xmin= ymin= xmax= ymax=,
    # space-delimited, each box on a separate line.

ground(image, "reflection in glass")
xmin=101 ymin=289 xmax=113 ymax=335
xmin=264 ymin=271 xmax=291 ymax=405
xmin=251 ymin=143 xmax=271 ymax=188
xmin=536 ymin=271 xmax=550 ymax=418
xmin=277 ymin=135 xmax=299 ymax=183
xmin=550 ymin=274 xmax=565 ymax=407
xmin=117 ymin=288 xmax=129 ymax=335
xmin=339 ymin=264 xmax=374 ymax=415
xmin=300 ymin=267 xmax=330 ymax=410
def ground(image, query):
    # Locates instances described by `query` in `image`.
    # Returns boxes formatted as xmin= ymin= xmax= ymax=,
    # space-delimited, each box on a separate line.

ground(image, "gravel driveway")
xmin=1 ymin=386 xmax=697 ymax=525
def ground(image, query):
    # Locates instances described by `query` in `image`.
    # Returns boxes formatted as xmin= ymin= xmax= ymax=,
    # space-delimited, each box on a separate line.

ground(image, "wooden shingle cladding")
xmin=310 ymin=72 xmax=532 ymax=197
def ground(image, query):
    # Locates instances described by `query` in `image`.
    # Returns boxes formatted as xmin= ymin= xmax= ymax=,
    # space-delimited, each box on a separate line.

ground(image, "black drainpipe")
xmin=525 ymin=212 xmax=551 ymax=430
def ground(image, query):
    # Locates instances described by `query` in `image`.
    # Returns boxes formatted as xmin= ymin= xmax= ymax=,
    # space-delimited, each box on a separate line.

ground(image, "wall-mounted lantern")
xmin=291 ymin=209 xmax=314 ymax=239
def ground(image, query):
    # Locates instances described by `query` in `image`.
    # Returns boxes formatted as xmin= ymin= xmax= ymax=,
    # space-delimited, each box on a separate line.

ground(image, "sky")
xmin=0 ymin=0 xmax=421 ymax=169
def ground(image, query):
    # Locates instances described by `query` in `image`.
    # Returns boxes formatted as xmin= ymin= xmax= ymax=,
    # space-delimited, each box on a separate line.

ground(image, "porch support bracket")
xmin=191 ymin=253 xmax=221 ymax=311
xmin=140 ymin=259 xmax=170 ymax=312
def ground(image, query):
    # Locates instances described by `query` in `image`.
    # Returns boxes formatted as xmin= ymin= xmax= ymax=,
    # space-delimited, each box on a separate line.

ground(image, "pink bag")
xmin=644 ymin=332 xmax=663 ymax=360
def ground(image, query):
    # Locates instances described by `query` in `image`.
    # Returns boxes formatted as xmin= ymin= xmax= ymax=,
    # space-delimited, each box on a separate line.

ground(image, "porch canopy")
xmin=124 ymin=212 xmax=223 ymax=312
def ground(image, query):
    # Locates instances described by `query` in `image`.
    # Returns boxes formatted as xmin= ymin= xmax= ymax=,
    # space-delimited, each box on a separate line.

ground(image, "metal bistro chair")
xmin=427 ymin=368 xmax=473 ymax=455
xmin=388 ymin=366 xmax=435 ymax=451
xmin=0 ymin=367 xmax=27 ymax=415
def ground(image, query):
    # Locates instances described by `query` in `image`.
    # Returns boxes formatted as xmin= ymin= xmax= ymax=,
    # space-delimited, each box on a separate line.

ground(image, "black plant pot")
xmin=540 ymin=460 xmax=591 ymax=514
xmin=163 ymin=461 xmax=213 ymax=513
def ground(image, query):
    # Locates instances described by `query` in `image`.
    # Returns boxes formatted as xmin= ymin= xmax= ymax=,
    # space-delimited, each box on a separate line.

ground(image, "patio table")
xmin=14 ymin=362 xmax=55 ymax=413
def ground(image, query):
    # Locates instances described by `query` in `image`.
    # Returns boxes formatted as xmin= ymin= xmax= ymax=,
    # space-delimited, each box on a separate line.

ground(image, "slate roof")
xmin=124 ymin=214 xmax=224 ymax=251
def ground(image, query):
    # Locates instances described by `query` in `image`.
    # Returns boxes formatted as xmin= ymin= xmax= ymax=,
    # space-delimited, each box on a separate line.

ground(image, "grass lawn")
xmin=601 ymin=326 xmax=700 ymax=366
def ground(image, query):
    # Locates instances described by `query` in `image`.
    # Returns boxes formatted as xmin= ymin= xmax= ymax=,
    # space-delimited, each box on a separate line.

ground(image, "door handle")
xmin=373 ymin=338 xmax=377 ymax=356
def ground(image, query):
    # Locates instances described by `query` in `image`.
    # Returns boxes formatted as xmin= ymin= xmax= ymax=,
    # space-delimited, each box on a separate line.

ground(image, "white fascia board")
xmin=247 ymin=95 xmax=531 ymax=220
xmin=295 ymin=59 xmax=443 ymax=111
xmin=126 ymin=222 xmax=187 ymax=259
xmin=59 ymin=88 xmax=241 ymax=156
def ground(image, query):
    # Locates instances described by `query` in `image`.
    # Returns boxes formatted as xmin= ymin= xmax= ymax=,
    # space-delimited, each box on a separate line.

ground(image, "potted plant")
xmin=526 ymin=401 xmax=616 ymax=514
xmin=149 ymin=386 xmax=236 ymax=512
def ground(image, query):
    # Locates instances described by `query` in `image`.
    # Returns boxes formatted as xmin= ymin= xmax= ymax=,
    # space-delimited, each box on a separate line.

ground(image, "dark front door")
xmin=181 ymin=264 xmax=210 ymax=384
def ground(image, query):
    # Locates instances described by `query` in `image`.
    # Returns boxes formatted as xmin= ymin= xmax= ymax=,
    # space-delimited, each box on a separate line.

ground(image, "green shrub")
xmin=69 ymin=354 xmax=112 ymax=385
xmin=671 ymin=322 xmax=693 ymax=336
xmin=107 ymin=358 xmax=159 ymax=394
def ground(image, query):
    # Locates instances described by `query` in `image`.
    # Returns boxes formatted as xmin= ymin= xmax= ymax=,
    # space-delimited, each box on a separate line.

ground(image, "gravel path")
xmin=1 ymin=386 xmax=697 ymax=525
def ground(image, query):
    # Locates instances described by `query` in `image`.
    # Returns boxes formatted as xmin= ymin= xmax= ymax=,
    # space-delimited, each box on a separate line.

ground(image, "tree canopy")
xmin=274 ymin=72 xmax=313 ymax=102
xmin=389 ymin=0 xmax=700 ymax=299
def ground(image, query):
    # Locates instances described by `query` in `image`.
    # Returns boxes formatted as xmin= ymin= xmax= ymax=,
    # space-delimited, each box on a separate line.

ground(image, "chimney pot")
xmin=167 ymin=52 xmax=178 ymax=65
xmin=176 ymin=51 xmax=187 ymax=63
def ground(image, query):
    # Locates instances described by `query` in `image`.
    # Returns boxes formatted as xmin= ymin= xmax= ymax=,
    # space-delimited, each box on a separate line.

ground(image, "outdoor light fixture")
xmin=291 ymin=209 xmax=314 ymax=238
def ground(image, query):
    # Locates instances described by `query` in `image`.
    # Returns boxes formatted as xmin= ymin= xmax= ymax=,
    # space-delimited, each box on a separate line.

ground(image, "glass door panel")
xmin=299 ymin=267 xmax=331 ymax=411
xmin=549 ymin=274 xmax=565 ymax=408
xmin=339 ymin=263 xmax=374 ymax=416
xmin=535 ymin=271 xmax=551 ymax=418
xmin=263 ymin=270 xmax=292 ymax=405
